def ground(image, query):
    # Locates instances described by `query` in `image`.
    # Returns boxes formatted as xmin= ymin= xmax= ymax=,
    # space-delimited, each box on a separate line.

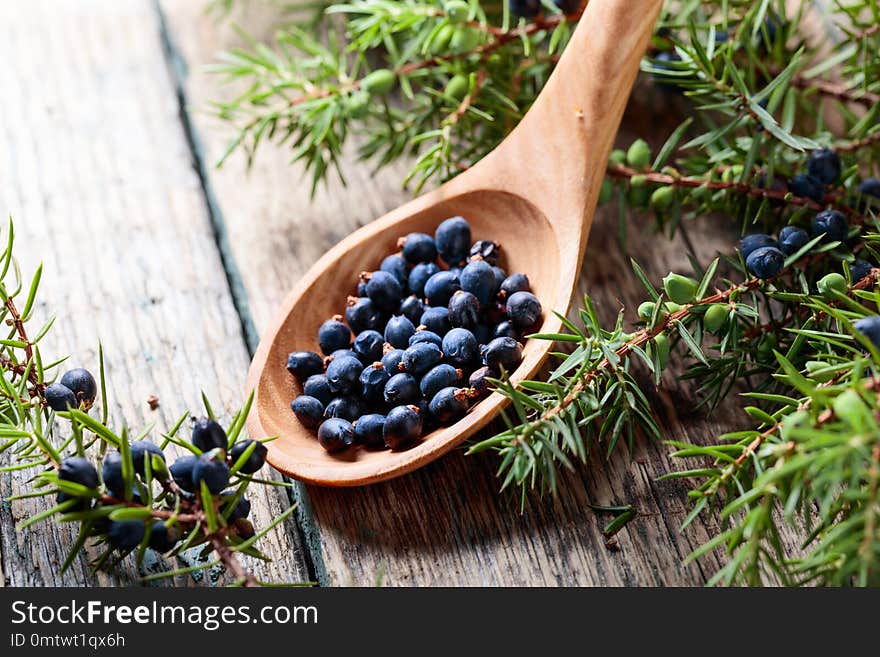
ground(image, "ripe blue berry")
xmin=221 ymin=492 xmax=251 ymax=521
xmin=324 ymin=396 xmax=363 ymax=422
xmin=854 ymin=315 xmax=880 ymax=349
xmin=384 ymin=315 xmax=416 ymax=349
xmin=148 ymin=520 xmax=177 ymax=552
xmin=807 ymin=148 xmax=841 ymax=184
xmin=384 ymin=372 xmax=420 ymax=405
xmin=740 ymin=234 xmax=777 ymax=258
xmin=345 ymin=296 xmax=383 ymax=334
xmin=286 ymin=351 xmax=323 ymax=381
xmin=491 ymin=266 xmax=506 ymax=294
xmin=318 ymin=317 xmax=352 ymax=355
xmin=448 ymin=290 xmax=480 ymax=329
xmin=789 ymin=174 xmax=824 ymax=203
xmin=60 ymin=368 xmax=97 ymax=408
xmin=469 ymin=240 xmax=500 ymax=265
xmin=108 ymin=520 xmax=145 ymax=551
xmin=45 ymin=382 xmax=77 ymax=411
xmin=353 ymin=413 xmax=386 ymax=448
xmin=469 ymin=366 xmax=495 ymax=397
xmin=460 ymin=259 xmax=495 ymax=305
xmin=745 ymin=246 xmax=785 ymax=279
xmin=303 ymin=374 xmax=333 ymax=406
xmin=442 ymin=328 xmax=479 ymax=369
xmin=328 ymin=348 xmax=358 ymax=362
xmin=353 ymin=329 xmax=385 ymax=364
xmin=778 ymin=226 xmax=809 ymax=255
xmin=434 ymin=216 xmax=471 ymax=266
xmin=291 ymin=395 xmax=325 ymax=429
xmin=400 ymin=232 xmax=437 ymax=263
xmin=508 ymin=0 xmax=540 ymax=18
xmin=500 ymin=273 xmax=530 ymax=299
xmin=482 ymin=337 xmax=523 ymax=371
xmin=169 ymin=455 xmax=198 ymax=492
xmin=380 ymin=348 xmax=405 ymax=373
xmin=494 ymin=321 xmax=519 ymax=340
xmin=420 ymin=306 xmax=451 ymax=335
xmin=858 ymin=178 xmax=880 ymax=206
xmin=429 ymin=387 xmax=469 ymax=423
xmin=365 ymin=270 xmax=404 ymax=313
xmin=420 ymin=364 xmax=462 ymax=399
xmin=384 ymin=405 xmax=422 ymax=449
xmin=229 ymin=439 xmax=268 ymax=474
xmin=317 ymin=418 xmax=355 ymax=452
xmin=360 ymin=363 xmax=391 ymax=404
xmin=408 ymin=262 xmax=440 ymax=297
xmin=399 ymin=295 xmax=425 ymax=327
xmin=424 ymin=270 xmax=461 ymax=306
xmin=325 ymin=354 xmax=363 ymax=394
xmin=102 ymin=452 xmax=124 ymax=496
xmin=192 ymin=417 xmax=228 ymax=452
xmin=380 ymin=254 xmax=409 ymax=286
xmin=849 ymin=258 xmax=873 ymax=282
xmin=59 ymin=456 xmax=99 ymax=489
xmin=192 ymin=455 xmax=230 ymax=494
xmin=506 ymin=291 xmax=543 ymax=330
xmin=812 ymin=210 xmax=848 ymax=243
xmin=402 ymin=342 xmax=443 ymax=376
xmin=130 ymin=440 xmax=165 ymax=478
xmin=409 ymin=328 xmax=443 ymax=348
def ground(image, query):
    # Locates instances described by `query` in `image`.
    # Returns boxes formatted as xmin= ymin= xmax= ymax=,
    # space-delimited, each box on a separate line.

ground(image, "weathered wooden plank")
xmin=0 ymin=0 xmax=309 ymax=585
xmin=156 ymin=1 xmax=774 ymax=585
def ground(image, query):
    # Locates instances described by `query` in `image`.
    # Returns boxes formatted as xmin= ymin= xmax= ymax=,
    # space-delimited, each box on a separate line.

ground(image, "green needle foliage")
xmin=0 ymin=219 xmax=297 ymax=586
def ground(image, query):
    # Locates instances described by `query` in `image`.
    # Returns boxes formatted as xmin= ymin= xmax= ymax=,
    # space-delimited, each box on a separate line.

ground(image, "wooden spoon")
xmin=245 ymin=0 xmax=663 ymax=485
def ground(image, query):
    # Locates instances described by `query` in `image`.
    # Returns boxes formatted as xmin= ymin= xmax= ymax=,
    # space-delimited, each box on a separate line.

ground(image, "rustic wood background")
xmin=0 ymin=0 xmax=817 ymax=586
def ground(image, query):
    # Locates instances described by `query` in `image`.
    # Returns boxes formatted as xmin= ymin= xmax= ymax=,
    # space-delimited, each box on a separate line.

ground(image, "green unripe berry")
xmin=663 ymin=273 xmax=698 ymax=304
xmin=721 ymin=165 xmax=743 ymax=183
xmin=832 ymin=389 xmax=870 ymax=427
xmin=346 ymin=90 xmax=370 ymax=118
xmin=626 ymin=139 xmax=651 ymax=169
xmin=650 ymin=185 xmax=675 ymax=210
xmin=444 ymin=74 xmax=469 ymax=101
xmin=450 ymin=27 xmax=481 ymax=52
xmin=362 ymin=69 xmax=396 ymax=96
xmin=630 ymin=174 xmax=648 ymax=188
xmin=598 ymin=179 xmax=613 ymax=204
xmin=654 ymin=333 xmax=670 ymax=369
xmin=444 ymin=0 xmax=469 ymax=22
xmin=430 ymin=24 xmax=456 ymax=53
xmin=637 ymin=301 xmax=656 ymax=320
xmin=817 ymin=272 xmax=847 ymax=298
xmin=609 ymin=149 xmax=626 ymax=166
xmin=702 ymin=304 xmax=728 ymax=334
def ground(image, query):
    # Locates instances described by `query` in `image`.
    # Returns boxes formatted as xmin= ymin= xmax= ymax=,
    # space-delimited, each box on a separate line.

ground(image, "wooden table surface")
xmin=0 ymin=0 xmax=806 ymax=586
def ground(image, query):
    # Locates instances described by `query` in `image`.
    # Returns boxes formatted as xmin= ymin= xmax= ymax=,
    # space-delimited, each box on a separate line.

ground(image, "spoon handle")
xmin=474 ymin=0 xmax=663 ymax=258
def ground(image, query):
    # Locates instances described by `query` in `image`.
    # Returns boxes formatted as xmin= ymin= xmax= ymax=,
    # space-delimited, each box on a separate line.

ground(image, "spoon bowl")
xmin=246 ymin=0 xmax=663 ymax=485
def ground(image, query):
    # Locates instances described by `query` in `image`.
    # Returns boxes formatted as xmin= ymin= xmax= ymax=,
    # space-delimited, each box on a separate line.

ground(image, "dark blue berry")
xmin=286 ymin=351 xmax=323 ymax=381
xmin=491 ymin=266 xmax=507 ymax=294
xmin=442 ymin=328 xmax=479 ymax=369
xmin=328 ymin=348 xmax=358 ymax=362
xmin=318 ymin=317 xmax=352 ymax=355
xmin=494 ymin=321 xmax=519 ymax=340
xmin=448 ymin=290 xmax=480 ymax=329
xmin=56 ymin=490 xmax=91 ymax=511
xmin=353 ymin=329 xmax=385 ymax=364
xmin=469 ymin=240 xmax=500 ymax=265
xmin=360 ymin=363 xmax=390 ymax=404
xmin=402 ymin=342 xmax=443 ymax=376
xmin=59 ymin=456 xmax=99 ymax=489
xmin=508 ymin=0 xmax=540 ymax=18
xmin=291 ymin=395 xmax=324 ymax=429
xmin=807 ymin=148 xmax=841 ymax=185
xmin=228 ymin=439 xmax=268 ymax=474
xmin=365 ymin=270 xmax=404 ymax=313
xmin=400 ymin=233 xmax=437 ymax=263
xmin=812 ymin=210 xmax=848 ymax=243
xmin=429 ymin=387 xmax=469 ymax=424
xmin=148 ymin=520 xmax=177 ymax=552
xmin=740 ymin=234 xmax=777 ymax=258
xmin=469 ymin=366 xmax=495 ymax=397
xmin=384 ymin=405 xmax=422 ymax=449
xmin=45 ymin=383 xmax=77 ymax=411
xmin=60 ymin=368 xmax=97 ymax=408
xmin=383 ymin=373 xmax=420 ymax=405
xmin=102 ymin=452 xmax=124 ymax=496
xmin=303 ymin=374 xmax=333 ymax=406
xmin=482 ymin=337 xmax=523 ymax=371
xmin=353 ymin=413 xmax=386 ymax=448
xmin=380 ymin=254 xmax=409 ymax=286
xmin=384 ymin=315 xmax=416 ymax=349
xmin=459 ymin=260 xmax=495 ymax=305
xmin=789 ymin=174 xmax=824 ymax=203
xmin=857 ymin=178 xmax=880 ymax=207
xmin=130 ymin=440 xmax=165 ymax=478
xmin=325 ymin=354 xmax=363 ymax=394
xmin=420 ymin=306 xmax=451 ymax=335
xmin=855 ymin=315 xmax=880 ymax=349
xmin=380 ymin=348 xmax=405 ymax=374
xmin=778 ymin=226 xmax=809 ymax=255
xmin=506 ymin=291 xmax=543 ymax=330
xmin=324 ymin=396 xmax=363 ymax=422
xmin=849 ymin=258 xmax=873 ymax=282
xmin=424 ymin=270 xmax=461 ymax=306
xmin=420 ymin=364 xmax=462 ymax=399
xmin=357 ymin=279 xmax=368 ymax=296
xmin=399 ymin=295 xmax=425 ymax=327
xmin=434 ymin=216 xmax=471 ymax=266
xmin=745 ymin=246 xmax=785 ymax=279
xmin=108 ymin=520 xmax=145 ymax=551
xmin=317 ymin=418 xmax=354 ymax=452
xmin=345 ymin=296 xmax=383 ymax=334
xmin=652 ymin=50 xmax=683 ymax=91
xmin=220 ymin=492 xmax=251 ymax=521
xmin=169 ymin=455 xmax=198 ymax=492
xmin=500 ymin=273 xmax=530 ymax=299
xmin=192 ymin=455 xmax=230 ymax=494
xmin=409 ymin=328 xmax=443 ymax=348
xmin=192 ymin=417 xmax=228 ymax=452
xmin=408 ymin=262 xmax=440 ymax=297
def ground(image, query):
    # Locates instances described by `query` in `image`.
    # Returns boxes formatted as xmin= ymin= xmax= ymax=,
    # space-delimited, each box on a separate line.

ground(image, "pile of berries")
xmin=287 ymin=216 xmax=543 ymax=453
xmin=45 ymin=368 xmax=99 ymax=411
xmin=54 ymin=416 xmax=267 ymax=553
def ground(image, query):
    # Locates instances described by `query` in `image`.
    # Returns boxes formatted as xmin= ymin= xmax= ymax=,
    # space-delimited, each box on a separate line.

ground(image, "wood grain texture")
xmin=0 ymin=0 xmax=308 ymax=586
xmin=157 ymin=0 xmax=804 ymax=585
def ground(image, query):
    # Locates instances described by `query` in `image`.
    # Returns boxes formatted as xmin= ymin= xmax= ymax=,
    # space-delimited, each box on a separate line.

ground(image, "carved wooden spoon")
xmin=245 ymin=0 xmax=663 ymax=485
